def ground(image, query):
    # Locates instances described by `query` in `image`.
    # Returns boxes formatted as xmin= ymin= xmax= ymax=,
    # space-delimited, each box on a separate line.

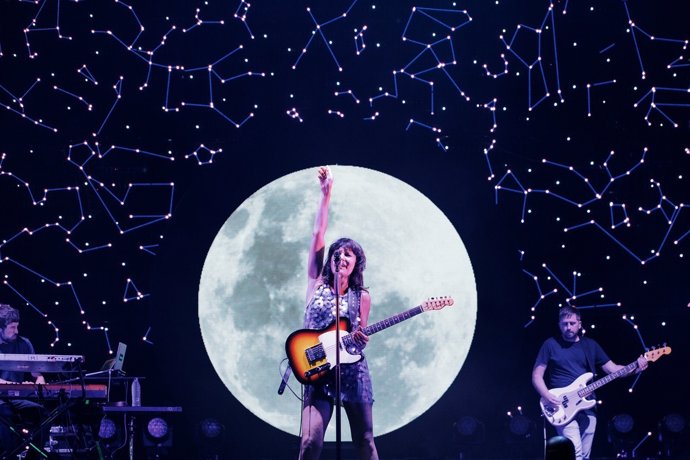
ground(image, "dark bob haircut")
xmin=321 ymin=237 xmax=367 ymax=291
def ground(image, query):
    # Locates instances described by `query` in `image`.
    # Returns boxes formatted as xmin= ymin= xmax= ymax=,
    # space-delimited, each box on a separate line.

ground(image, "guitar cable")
xmin=541 ymin=414 xmax=548 ymax=459
xmin=278 ymin=358 xmax=309 ymax=456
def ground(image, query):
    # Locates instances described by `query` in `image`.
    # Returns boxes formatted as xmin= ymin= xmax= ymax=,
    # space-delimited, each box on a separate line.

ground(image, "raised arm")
xmin=306 ymin=166 xmax=333 ymax=303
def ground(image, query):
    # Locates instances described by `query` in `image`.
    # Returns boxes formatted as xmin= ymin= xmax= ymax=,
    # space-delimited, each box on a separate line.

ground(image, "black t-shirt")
xmin=534 ymin=336 xmax=610 ymax=390
xmin=0 ymin=336 xmax=36 ymax=383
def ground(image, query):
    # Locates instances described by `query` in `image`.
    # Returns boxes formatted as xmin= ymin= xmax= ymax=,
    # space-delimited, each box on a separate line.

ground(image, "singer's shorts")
xmin=303 ymin=358 xmax=374 ymax=405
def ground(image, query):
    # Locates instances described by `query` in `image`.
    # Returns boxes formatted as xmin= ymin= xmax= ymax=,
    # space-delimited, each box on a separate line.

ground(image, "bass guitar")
xmin=540 ymin=345 xmax=671 ymax=426
xmin=285 ymin=296 xmax=454 ymax=385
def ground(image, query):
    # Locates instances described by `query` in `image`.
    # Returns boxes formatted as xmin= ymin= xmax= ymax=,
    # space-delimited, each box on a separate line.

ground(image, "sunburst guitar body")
xmin=285 ymin=296 xmax=454 ymax=385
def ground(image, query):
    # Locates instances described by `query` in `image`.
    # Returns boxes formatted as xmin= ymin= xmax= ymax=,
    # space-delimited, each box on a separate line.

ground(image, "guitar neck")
xmin=362 ymin=305 xmax=425 ymax=336
xmin=580 ymin=360 xmax=638 ymax=397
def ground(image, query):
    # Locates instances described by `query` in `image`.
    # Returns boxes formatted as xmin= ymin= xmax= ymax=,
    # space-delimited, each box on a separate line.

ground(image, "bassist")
xmin=532 ymin=306 xmax=648 ymax=460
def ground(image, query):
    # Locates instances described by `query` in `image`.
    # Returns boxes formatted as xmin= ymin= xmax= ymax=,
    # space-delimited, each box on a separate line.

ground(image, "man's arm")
xmin=532 ymin=363 xmax=560 ymax=407
xmin=600 ymin=360 xmax=623 ymax=374
xmin=24 ymin=337 xmax=46 ymax=384
xmin=601 ymin=355 xmax=648 ymax=375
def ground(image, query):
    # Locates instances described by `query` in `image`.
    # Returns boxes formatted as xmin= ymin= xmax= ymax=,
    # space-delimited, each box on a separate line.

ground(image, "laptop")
xmin=84 ymin=342 xmax=127 ymax=378
xmin=99 ymin=342 xmax=127 ymax=373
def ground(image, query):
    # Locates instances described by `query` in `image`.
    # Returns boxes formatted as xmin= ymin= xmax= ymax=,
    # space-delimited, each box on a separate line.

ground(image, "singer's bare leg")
xmin=344 ymin=402 xmax=379 ymax=460
xmin=299 ymin=398 xmax=333 ymax=460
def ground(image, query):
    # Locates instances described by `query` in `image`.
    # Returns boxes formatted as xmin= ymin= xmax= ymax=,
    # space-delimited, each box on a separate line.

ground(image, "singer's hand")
xmin=352 ymin=327 xmax=369 ymax=349
xmin=318 ymin=166 xmax=333 ymax=196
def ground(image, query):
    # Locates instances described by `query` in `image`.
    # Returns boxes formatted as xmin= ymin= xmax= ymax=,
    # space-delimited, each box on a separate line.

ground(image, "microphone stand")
xmin=333 ymin=251 xmax=342 ymax=460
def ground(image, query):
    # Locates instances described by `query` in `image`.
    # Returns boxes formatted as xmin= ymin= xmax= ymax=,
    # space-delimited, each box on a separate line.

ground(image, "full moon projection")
xmin=198 ymin=165 xmax=477 ymax=441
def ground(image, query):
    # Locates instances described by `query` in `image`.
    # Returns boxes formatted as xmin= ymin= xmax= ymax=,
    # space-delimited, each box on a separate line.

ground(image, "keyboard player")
xmin=0 ymin=303 xmax=47 ymax=454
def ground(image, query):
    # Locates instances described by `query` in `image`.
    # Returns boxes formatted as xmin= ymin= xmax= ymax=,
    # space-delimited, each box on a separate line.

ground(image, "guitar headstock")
xmin=421 ymin=296 xmax=454 ymax=311
xmin=644 ymin=345 xmax=671 ymax=363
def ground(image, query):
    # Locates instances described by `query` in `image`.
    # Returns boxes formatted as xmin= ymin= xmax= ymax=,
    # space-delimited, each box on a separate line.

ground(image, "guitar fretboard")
xmin=578 ymin=361 xmax=637 ymax=398
xmin=362 ymin=305 xmax=425 ymax=336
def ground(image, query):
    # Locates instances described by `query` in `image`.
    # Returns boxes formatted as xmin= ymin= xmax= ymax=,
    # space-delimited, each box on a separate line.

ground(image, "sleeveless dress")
xmin=303 ymin=283 xmax=374 ymax=404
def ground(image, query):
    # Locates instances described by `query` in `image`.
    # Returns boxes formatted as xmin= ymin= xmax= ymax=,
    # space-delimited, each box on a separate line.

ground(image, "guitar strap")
xmin=347 ymin=289 xmax=361 ymax=331
xmin=347 ymin=289 xmax=365 ymax=357
xmin=581 ymin=337 xmax=596 ymax=376
xmin=580 ymin=337 xmax=599 ymax=418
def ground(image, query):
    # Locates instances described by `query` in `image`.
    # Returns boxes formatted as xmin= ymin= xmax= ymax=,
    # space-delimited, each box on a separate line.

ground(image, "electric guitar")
xmin=540 ymin=345 xmax=671 ymax=426
xmin=285 ymin=296 xmax=454 ymax=385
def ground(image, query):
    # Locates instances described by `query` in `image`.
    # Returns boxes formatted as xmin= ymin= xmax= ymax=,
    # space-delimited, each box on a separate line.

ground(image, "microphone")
xmin=333 ymin=250 xmax=342 ymax=271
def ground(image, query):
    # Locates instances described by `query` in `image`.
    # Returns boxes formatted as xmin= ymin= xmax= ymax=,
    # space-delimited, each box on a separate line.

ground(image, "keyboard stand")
xmin=1 ymin=361 xmax=90 ymax=459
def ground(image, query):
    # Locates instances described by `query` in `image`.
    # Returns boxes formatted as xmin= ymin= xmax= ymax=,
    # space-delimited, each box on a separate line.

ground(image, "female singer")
xmin=298 ymin=166 xmax=379 ymax=460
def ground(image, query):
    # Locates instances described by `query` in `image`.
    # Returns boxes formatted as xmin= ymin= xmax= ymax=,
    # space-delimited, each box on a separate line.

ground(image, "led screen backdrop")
xmin=1 ymin=1 xmax=688 ymax=458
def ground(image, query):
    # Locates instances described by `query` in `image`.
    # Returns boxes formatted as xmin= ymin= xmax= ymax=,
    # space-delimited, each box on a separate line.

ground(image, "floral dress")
xmin=303 ymin=283 xmax=374 ymax=404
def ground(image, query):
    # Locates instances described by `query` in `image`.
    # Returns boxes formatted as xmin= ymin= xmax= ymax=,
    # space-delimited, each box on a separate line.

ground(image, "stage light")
xmin=508 ymin=414 xmax=533 ymax=437
xmin=146 ymin=417 xmax=169 ymax=440
xmin=661 ymin=413 xmax=686 ymax=434
xmin=95 ymin=415 xmax=124 ymax=457
xmin=454 ymin=415 xmax=482 ymax=438
xmin=196 ymin=418 xmax=226 ymax=459
xmin=608 ymin=413 xmax=635 ymax=457
xmin=504 ymin=412 xmax=539 ymax=459
xmin=659 ymin=413 xmax=689 ymax=458
xmin=611 ymin=413 xmax=634 ymax=434
xmin=98 ymin=417 xmax=118 ymax=441
xmin=199 ymin=418 xmax=225 ymax=440
xmin=452 ymin=415 xmax=486 ymax=458
xmin=142 ymin=416 xmax=173 ymax=456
